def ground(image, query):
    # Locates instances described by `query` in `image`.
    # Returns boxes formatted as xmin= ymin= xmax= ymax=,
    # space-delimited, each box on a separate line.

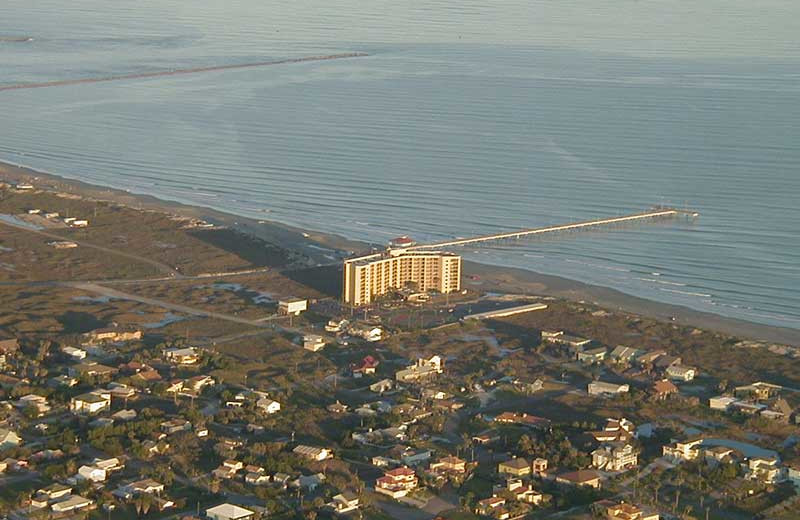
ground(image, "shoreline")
xmin=1 ymin=159 xmax=798 ymax=346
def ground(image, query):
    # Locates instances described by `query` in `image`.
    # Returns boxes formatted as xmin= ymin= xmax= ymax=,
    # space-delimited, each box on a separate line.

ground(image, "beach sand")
xmin=1 ymin=160 xmax=798 ymax=346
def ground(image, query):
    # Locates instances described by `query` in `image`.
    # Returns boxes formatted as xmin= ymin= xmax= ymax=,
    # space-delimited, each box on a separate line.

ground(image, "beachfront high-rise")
xmin=343 ymin=249 xmax=461 ymax=306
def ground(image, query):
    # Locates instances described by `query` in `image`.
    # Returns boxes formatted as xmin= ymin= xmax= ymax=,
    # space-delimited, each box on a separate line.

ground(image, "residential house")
xmin=161 ymin=418 xmax=192 ymax=434
xmin=84 ymin=328 xmax=142 ymax=343
xmin=77 ymin=465 xmax=107 ymax=482
xmin=113 ymin=479 xmax=165 ymax=499
xmin=556 ymin=470 xmax=603 ymax=489
xmin=164 ymin=347 xmax=200 ymax=365
xmin=475 ymin=496 xmax=509 ymax=519
xmin=592 ymin=443 xmax=639 ymax=472
xmin=0 ymin=428 xmax=22 ymax=450
xmin=745 ymin=457 xmax=784 ymax=484
xmin=734 ymin=382 xmax=777 ymax=401
xmin=429 ymin=456 xmax=468 ymax=481
xmin=370 ymin=379 xmax=394 ymax=394
xmin=185 ymin=375 xmax=215 ymax=394
xmin=50 ymin=495 xmax=94 ymax=514
xmin=515 ymin=378 xmax=544 ymax=394
xmin=69 ymin=362 xmax=118 ymax=379
xmin=610 ymin=346 xmax=641 ymax=364
xmin=396 ymin=447 xmax=432 ymax=467
xmin=636 ymin=350 xmax=666 ymax=367
xmin=395 ymin=355 xmax=443 ymax=382
xmin=494 ymin=412 xmax=551 ymax=430
xmin=325 ymin=319 xmax=348 ymax=333
xmin=498 ymin=457 xmax=531 ymax=477
xmin=303 ymin=335 xmax=327 ymax=352
xmin=62 ymin=346 xmax=87 ymax=360
xmin=654 ymin=355 xmax=682 ymax=371
xmin=578 ymin=347 xmax=607 ymax=364
xmin=651 ymin=380 xmax=678 ymax=400
xmin=293 ymin=473 xmax=326 ymax=491
xmin=256 ymin=396 xmax=281 ymax=414
xmin=589 ymin=418 xmax=635 ymax=443
xmin=13 ymin=394 xmax=51 ymax=416
xmin=503 ymin=478 xmax=544 ymax=505
xmin=542 ymin=331 xmax=592 ymax=350
xmin=663 ymin=438 xmax=703 ymax=462
xmin=588 ymin=381 xmax=630 ymax=396
xmin=293 ymin=445 xmax=332 ymax=461
xmin=786 ymin=463 xmax=800 ymax=488
xmin=375 ymin=466 xmax=418 ymax=498
xmin=70 ymin=390 xmax=111 ymax=415
xmin=666 ymin=365 xmax=696 ymax=382
xmin=327 ymin=401 xmax=349 ymax=414
xmin=352 ymin=355 xmax=379 ymax=377
xmin=350 ymin=324 xmax=383 ymax=342
xmin=328 ymin=492 xmax=360 ymax=514
xmin=601 ymin=500 xmax=660 ymax=520
xmin=205 ymin=503 xmax=256 ymax=520
xmin=709 ymin=396 xmax=738 ymax=411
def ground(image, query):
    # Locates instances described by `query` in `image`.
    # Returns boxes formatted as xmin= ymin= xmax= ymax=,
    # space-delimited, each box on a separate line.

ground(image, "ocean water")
xmin=1 ymin=1 xmax=799 ymax=329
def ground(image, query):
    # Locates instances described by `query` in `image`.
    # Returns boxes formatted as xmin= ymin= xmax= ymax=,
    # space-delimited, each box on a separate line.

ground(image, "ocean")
xmin=1 ymin=1 xmax=799 ymax=329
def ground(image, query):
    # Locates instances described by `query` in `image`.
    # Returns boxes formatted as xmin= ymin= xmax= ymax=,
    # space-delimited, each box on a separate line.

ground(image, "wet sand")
xmin=1 ymin=160 xmax=798 ymax=346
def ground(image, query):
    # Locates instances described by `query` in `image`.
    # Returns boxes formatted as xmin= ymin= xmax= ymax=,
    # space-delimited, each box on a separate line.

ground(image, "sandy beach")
xmin=1 ymin=159 xmax=798 ymax=346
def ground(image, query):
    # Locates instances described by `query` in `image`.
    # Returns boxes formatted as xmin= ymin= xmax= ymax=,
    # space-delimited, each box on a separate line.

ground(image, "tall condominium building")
xmin=343 ymin=249 xmax=461 ymax=306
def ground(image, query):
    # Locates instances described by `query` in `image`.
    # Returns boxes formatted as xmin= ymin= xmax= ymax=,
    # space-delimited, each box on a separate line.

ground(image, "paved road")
xmin=65 ymin=282 xmax=271 ymax=328
xmin=0 ymin=217 xmax=180 ymax=277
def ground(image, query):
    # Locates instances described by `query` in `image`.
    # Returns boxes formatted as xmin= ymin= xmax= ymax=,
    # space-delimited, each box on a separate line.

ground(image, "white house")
xmin=666 ymin=365 xmax=696 ymax=382
xmin=709 ymin=396 xmax=737 ymax=411
xmin=370 ymin=379 xmax=394 ymax=394
xmin=328 ymin=492 xmax=360 ymax=514
xmin=164 ymin=347 xmax=199 ymax=365
xmin=293 ymin=445 xmax=332 ymax=461
xmin=303 ymin=335 xmax=327 ymax=352
xmin=591 ymin=443 xmax=639 ymax=472
xmin=256 ymin=397 xmax=281 ymax=414
xmin=77 ymin=465 xmax=107 ymax=482
xmin=205 ymin=503 xmax=256 ymax=520
xmin=62 ymin=346 xmax=87 ymax=360
xmin=70 ymin=390 xmax=112 ymax=415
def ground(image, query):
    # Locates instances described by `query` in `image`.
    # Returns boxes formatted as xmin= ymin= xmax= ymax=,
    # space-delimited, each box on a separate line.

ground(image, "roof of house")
xmin=558 ymin=469 xmax=601 ymax=483
xmin=205 ymin=503 xmax=255 ymax=519
xmin=500 ymin=457 xmax=530 ymax=470
xmin=386 ymin=466 xmax=416 ymax=477
xmin=653 ymin=379 xmax=679 ymax=394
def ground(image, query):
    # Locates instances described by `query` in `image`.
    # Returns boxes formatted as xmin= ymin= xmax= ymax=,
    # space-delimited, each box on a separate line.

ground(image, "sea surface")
xmin=1 ymin=1 xmax=799 ymax=329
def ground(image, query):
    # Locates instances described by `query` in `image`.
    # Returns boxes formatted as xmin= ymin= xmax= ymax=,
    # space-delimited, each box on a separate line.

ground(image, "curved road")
xmin=0 ymin=218 xmax=180 ymax=277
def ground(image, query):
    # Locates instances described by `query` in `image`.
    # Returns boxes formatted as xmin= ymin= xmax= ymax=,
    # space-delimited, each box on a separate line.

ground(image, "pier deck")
xmin=407 ymin=207 xmax=696 ymax=250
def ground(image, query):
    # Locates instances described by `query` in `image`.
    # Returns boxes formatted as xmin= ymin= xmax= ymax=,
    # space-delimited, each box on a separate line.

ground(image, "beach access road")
xmin=0 ymin=216 xmax=181 ymax=277
xmin=64 ymin=281 xmax=271 ymax=328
